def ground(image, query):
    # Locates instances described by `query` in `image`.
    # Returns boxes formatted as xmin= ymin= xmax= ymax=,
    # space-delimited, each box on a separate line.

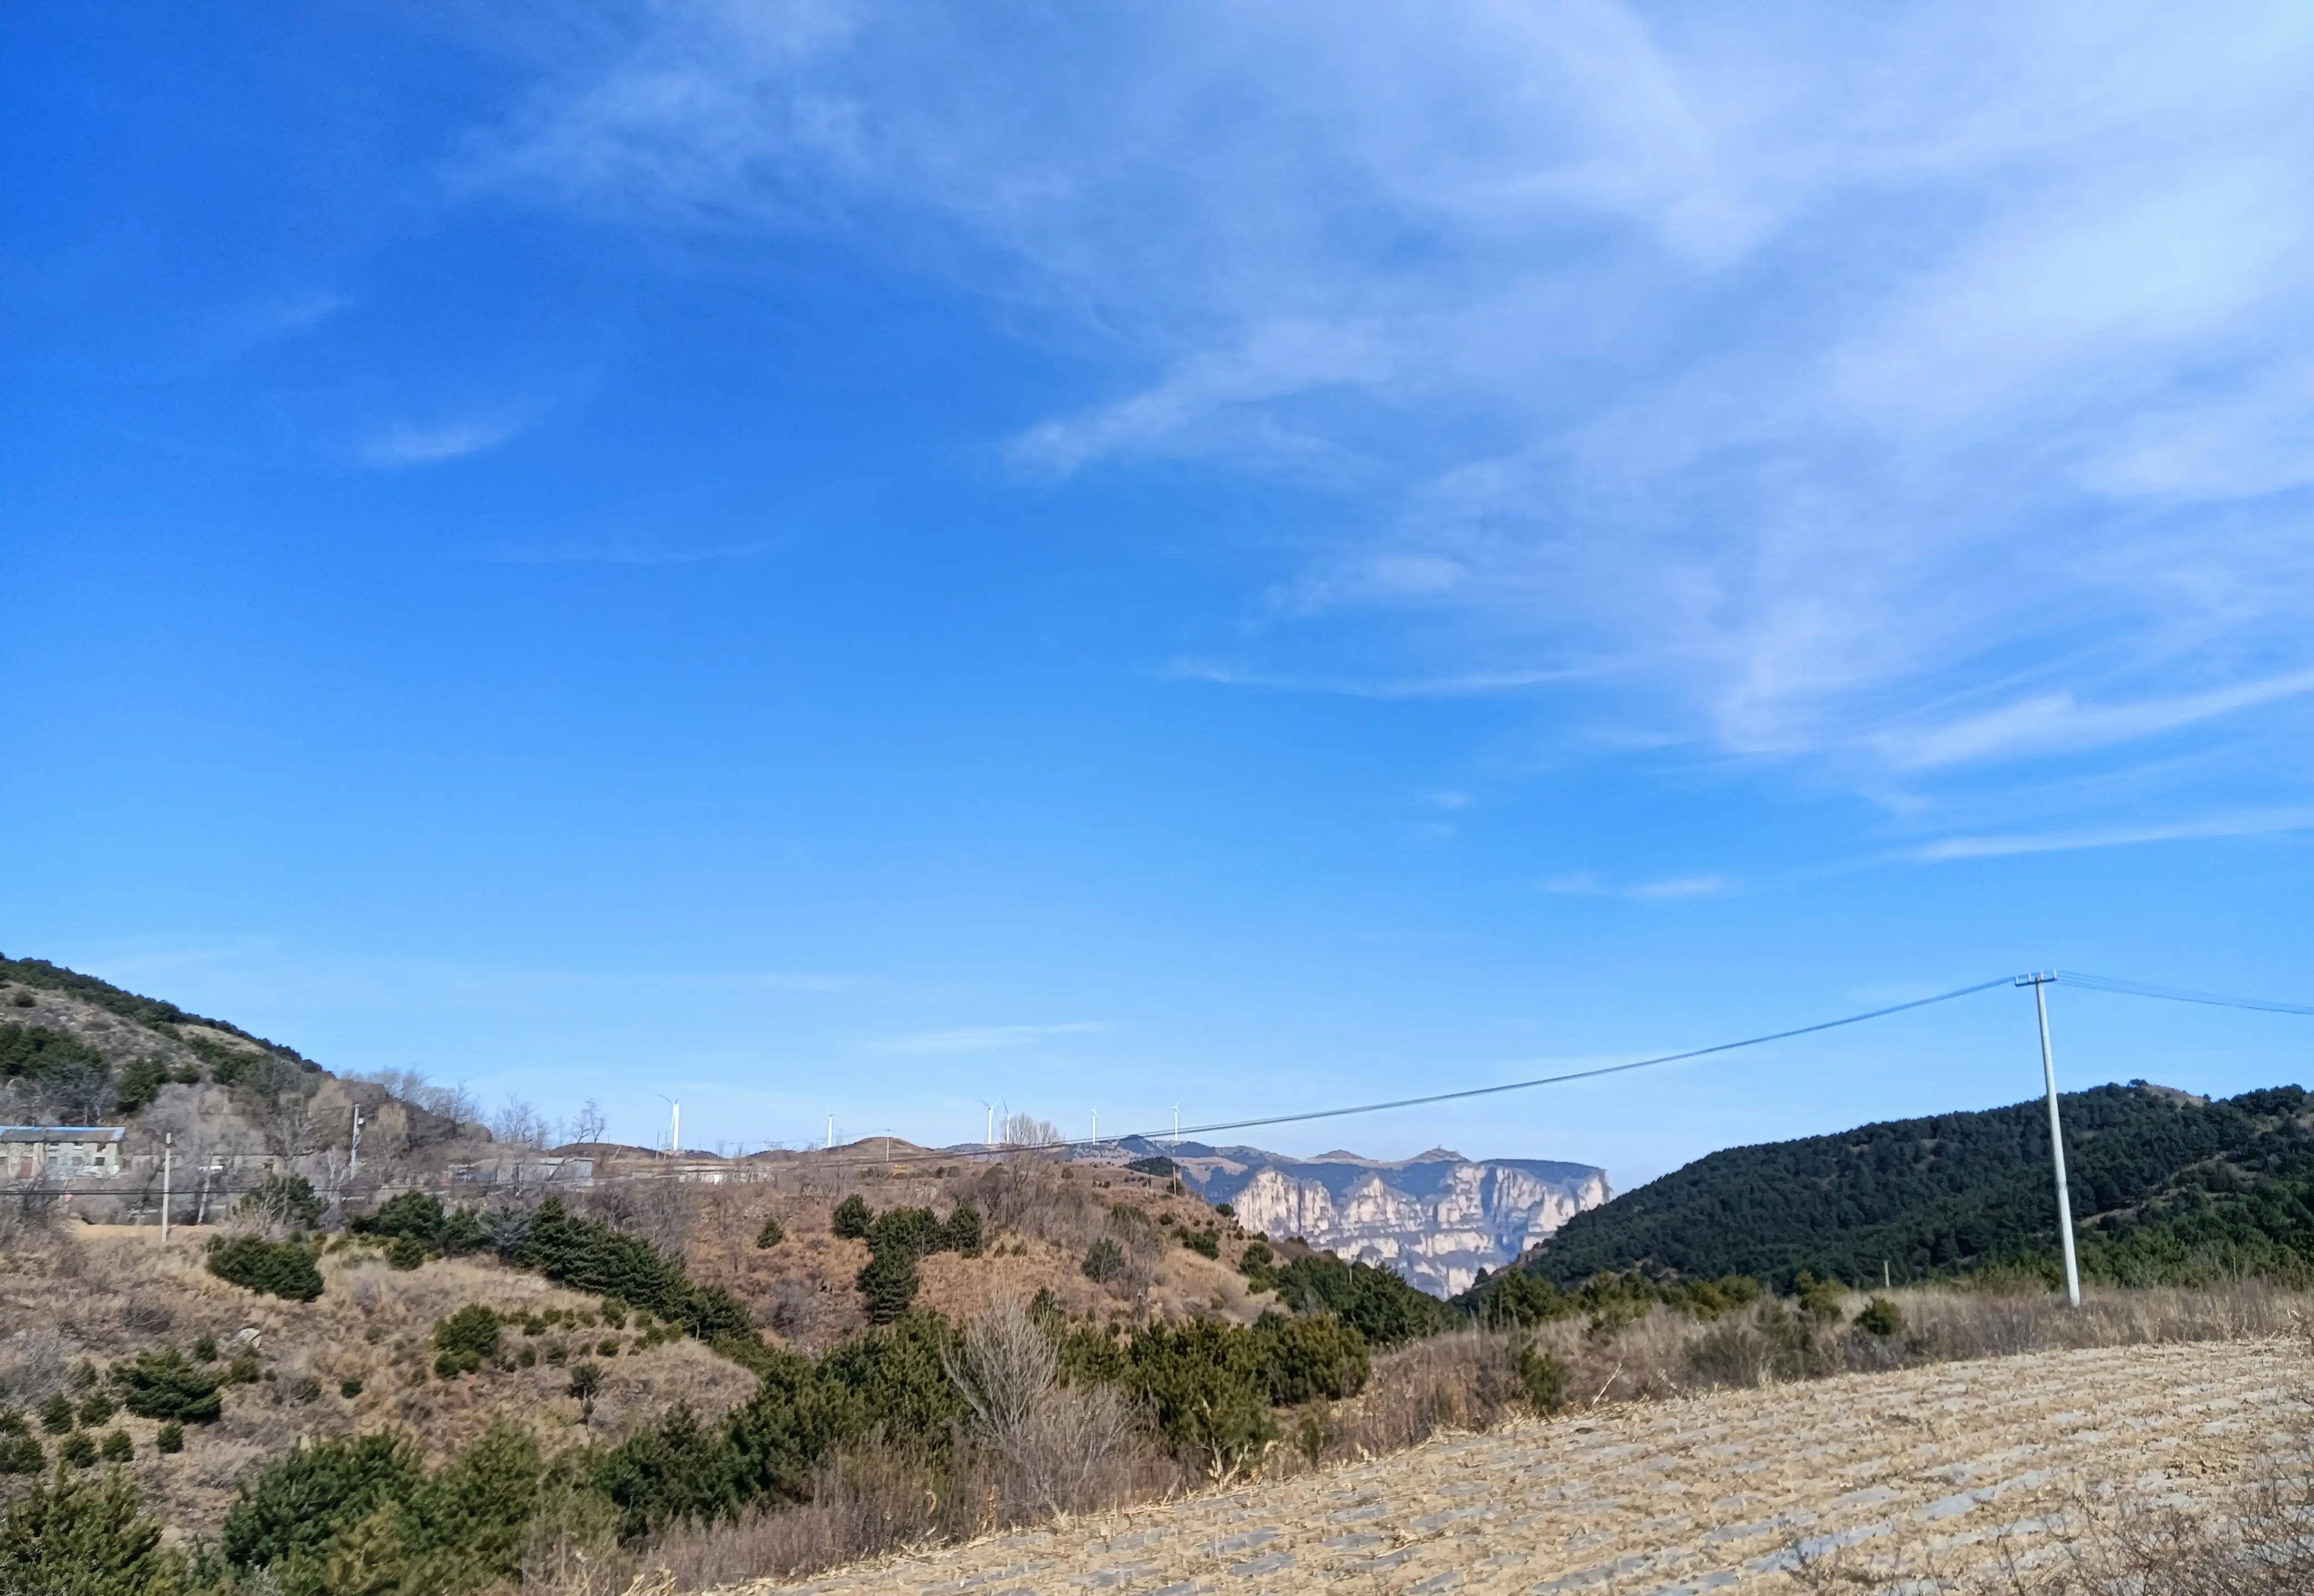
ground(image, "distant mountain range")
xmin=1105 ymin=1135 xmax=1611 ymax=1296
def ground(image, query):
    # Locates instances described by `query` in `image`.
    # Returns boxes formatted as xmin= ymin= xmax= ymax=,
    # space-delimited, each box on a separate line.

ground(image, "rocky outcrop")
xmin=1110 ymin=1138 xmax=1610 ymax=1297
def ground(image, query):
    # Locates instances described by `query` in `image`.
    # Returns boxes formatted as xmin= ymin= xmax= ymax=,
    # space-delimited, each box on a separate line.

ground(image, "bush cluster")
xmin=240 ymin=1173 xmax=327 ymax=1231
xmin=205 ymin=1236 xmax=324 ymax=1302
xmin=832 ymin=1197 xmax=986 ymax=1323
xmin=1269 ymin=1255 xmax=1450 ymax=1347
xmin=114 ymin=1350 xmax=225 ymax=1424
xmin=517 ymin=1198 xmax=755 ymax=1344
xmin=432 ymin=1305 xmax=503 ymax=1378
xmin=217 ymin=1424 xmax=549 ymax=1596
xmin=349 ymin=1191 xmax=488 ymax=1263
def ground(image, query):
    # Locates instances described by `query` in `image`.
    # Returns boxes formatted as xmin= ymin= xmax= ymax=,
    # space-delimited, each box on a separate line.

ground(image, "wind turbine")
xmin=656 ymin=1094 xmax=680 ymax=1156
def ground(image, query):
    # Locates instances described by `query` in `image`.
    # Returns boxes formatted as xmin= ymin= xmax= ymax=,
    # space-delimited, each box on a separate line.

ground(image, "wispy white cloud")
xmin=1542 ymin=871 xmax=1733 ymax=901
xmin=468 ymin=1 xmax=2314 ymax=810
xmin=871 ymin=1021 xmax=1113 ymax=1056
xmin=1871 ymin=668 xmax=2314 ymax=770
xmin=359 ymin=410 xmax=535 ymax=468
xmin=1903 ymin=806 xmax=2314 ymax=863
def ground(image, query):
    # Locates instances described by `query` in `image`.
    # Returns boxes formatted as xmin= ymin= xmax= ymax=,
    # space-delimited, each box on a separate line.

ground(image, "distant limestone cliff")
xmin=1109 ymin=1137 xmax=1611 ymax=1297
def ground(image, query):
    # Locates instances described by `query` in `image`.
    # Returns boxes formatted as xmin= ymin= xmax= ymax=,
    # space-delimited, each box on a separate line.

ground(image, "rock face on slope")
xmin=1111 ymin=1137 xmax=1611 ymax=1297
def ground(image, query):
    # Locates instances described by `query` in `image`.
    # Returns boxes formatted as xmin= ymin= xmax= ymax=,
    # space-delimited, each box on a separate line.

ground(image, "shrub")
xmin=365 ymin=1189 xmax=447 ymax=1237
xmin=340 ymin=1377 xmax=363 ymax=1398
xmin=1180 ymin=1226 xmax=1220 ymax=1259
xmin=568 ymin=1361 xmax=603 ymax=1420
xmin=291 ymin=1377 xmax=322 ymax=1405
xmin=1469 ymin=1268 xmax=1573 ymax=1327
xmin=221 ymin=1431 xmax=424 ymax=1572
xmin=866 ymin=1206 xmax=943 ymax=1258
xmin=755 ymin=1215 xmax=785 ymax=1249
xmin=0 ymin=1434 xmax=41 ymax=1474
xmin=38 ymin=1396 xmax=72 ymax=1435
xmin=857 ymin=1246 xmax=921 ymax=1324
xmin=434 ymin=1306 xmax=501 ymax=1366
xmin=206 ymin=1235 xmax=323 ymax=1302
xmin=517 ymin=1199 xmax=755 ymax=1344
xmin=942 ymin=1202 xmax=984 ymax=1256
xmin=384 ymin=1235 xmax=428 ymax=1271
xmin=114 ymin=1350 xmax=224 ymax=1424
xmin=1517 ymin=1342 xmax=1572 ymax=1414
xmin=1793 ymin=1271 xmax=1845 ymax=1324
xmin=830 ymin=1195 xmax=872 ymax=1239
xmin=1125 ymin=1321 xmax=1276 ymax=1482
xmin=58 ymin=1434 xmax=97 ymax=1469
xmin=1238 ymin=1238 xmax=1277 ymax=1287
xmin=1272 ymin=1255 xmax=1450 ymax=1347
xmin=240 ymin=1172 xmax=326 ymax=1231
xmin=0 ymin=1463 xmax=182 ymax=1596
xmin=597 ymin=1338 xmax=621 ymax=1358
xmin=1856 ymin=1295 xmax=1904 ymax=1338
xmin=1081 ymin=1238 xmax=1126 ymax=1283
xmin=101 ymin=1429 xmax=134 ymax=1463
xmin=191 ymin=1335 xmax=218 ymax=1362
xmin=593 ymin=1402 xmax=736 ymax=1539
xmin=77 ymin=1392 xmax=116 ymax=1427
xmin=225 ymin=1355 xmax=260 ymax=1385
xmin=1253 ymin=1312 xmax=1371 ymax=1405
xmin=155 ymin=1424 xmax=183 ymax=1455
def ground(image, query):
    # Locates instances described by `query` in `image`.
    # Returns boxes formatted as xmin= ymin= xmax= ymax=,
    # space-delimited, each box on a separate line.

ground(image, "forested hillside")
xmin=1516 ymin=1083 xmax=2314 ymax=1290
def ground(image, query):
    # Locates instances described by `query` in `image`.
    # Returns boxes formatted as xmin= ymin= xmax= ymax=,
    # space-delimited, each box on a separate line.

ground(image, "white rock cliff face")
xmin=1137 ymin=1142 xmax=1611 ymax=1298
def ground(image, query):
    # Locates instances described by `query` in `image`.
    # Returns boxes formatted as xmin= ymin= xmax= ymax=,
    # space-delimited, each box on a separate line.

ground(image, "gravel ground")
xmin=746 ymin=1338 xmax=2302 ymax=1595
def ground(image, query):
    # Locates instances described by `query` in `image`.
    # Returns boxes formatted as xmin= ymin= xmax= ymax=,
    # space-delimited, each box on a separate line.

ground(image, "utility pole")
xmin=825 ymin=1114 xmax=833 ymax=1150
xmin=161 ymin=1133 xmax=172 ymax=1242
xmin=1090 ymin=1109 xmax=1096 ymax=1149
xmin=349 ymin=1104 xmax=362 ymax=1179
xmin=1173 ymin=1105 xmax=1180 ymax=1149
xmin=2017 ymin=973 xmax=2082 ymax=1307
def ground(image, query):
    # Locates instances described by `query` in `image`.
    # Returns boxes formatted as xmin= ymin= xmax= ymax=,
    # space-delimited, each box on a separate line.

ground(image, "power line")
xmin=758 ymin=974 xmax=2020 ymax=1172
xmin=2055 ymin=970 xmax=2314 ymax=1019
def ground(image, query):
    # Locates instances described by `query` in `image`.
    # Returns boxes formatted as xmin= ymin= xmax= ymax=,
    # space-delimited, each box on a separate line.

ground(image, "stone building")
xmin=1 ymin=1125 xmax=126 ymax=1181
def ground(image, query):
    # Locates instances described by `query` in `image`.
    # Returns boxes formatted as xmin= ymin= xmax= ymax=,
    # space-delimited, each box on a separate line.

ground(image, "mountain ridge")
xmin=1109 ymin=1133 xmax=1611 ymax=1296
xmin=1504 ymin=1079 xmax=2314 ymax=1292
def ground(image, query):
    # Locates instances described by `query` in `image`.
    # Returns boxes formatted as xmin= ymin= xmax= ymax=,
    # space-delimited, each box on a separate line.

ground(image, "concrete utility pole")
xmin=825 ymin=1114 xmax=833 ymax=1149
xmin=2017 ymin=973 xmax=2083 ymax=1307
xmin=161 ymin=1133 xmax=172 ymax=1242
xmin=349 ymin=1104 xmax=362 ymax=1179
xmin=1173 ymin=1105 xmax=1180 ymax=1149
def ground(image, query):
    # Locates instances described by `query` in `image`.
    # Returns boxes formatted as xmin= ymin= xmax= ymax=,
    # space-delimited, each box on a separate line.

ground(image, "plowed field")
xmin=750 ymin=1339 xmax=2300 ymax=1595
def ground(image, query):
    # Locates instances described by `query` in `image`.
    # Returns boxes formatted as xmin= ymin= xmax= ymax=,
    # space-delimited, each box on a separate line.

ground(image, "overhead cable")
xmin=2056 ymin=970 xmax=2314 ymax=1019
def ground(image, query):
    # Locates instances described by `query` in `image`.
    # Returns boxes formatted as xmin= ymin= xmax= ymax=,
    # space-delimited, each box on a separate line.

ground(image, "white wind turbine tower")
xmin=657 ymin=1094 xmax=680 ymax=1156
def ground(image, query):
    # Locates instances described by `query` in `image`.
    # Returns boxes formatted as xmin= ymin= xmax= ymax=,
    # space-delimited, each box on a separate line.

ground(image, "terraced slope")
xmin=750 ymin=1338 xmax=2300 ymax=1595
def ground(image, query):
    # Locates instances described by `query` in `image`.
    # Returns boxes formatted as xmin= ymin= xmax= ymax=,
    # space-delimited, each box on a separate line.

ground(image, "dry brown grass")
xmin=0 ymin=1220 xmax=751 ymax=1541
xmin=664 ymin=1157 xmax=1277 ymax=1350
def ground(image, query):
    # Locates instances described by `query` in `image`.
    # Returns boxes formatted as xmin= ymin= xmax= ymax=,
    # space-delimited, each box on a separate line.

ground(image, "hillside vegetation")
xmin=1514 ymin=1082 xmax=2314 ymax=1291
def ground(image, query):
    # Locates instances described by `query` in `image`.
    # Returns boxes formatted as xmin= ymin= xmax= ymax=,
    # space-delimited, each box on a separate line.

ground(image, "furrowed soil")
xmin=748 ymin=1337 xmax=2301 ymax=1595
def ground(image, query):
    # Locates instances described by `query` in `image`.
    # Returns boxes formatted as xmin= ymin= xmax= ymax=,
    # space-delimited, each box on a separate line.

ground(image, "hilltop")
xmin=1506 ymin=1080 xmax=2314 ymax=1291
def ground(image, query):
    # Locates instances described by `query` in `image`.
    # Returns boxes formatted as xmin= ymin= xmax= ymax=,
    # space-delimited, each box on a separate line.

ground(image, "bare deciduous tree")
xmin=947 ymin=1297 xmax=1139 ymax=1521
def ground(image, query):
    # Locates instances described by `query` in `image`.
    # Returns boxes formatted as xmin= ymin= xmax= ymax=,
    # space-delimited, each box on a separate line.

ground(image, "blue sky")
xmin=6 ymin=2 xmax=2313 ymax=1186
